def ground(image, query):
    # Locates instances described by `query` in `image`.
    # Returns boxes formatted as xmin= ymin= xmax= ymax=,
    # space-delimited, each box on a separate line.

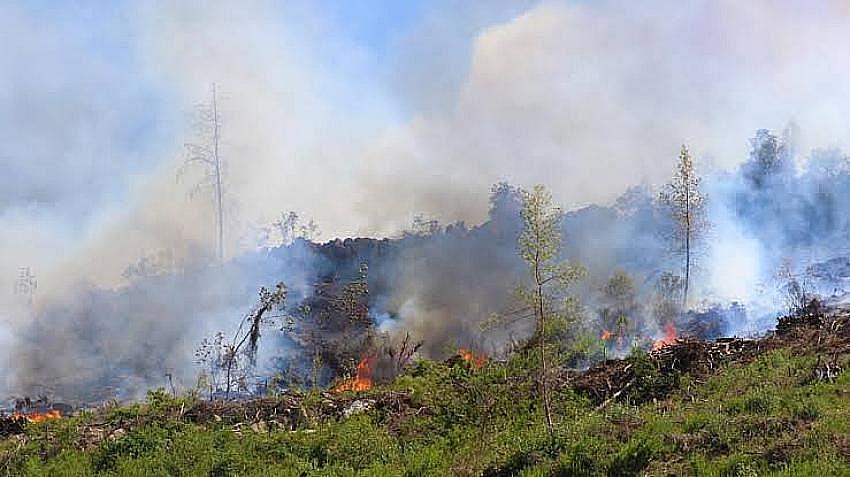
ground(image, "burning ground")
xmin=10 ymin=129 xmax=850 ymax=406
xmin=10 ymin=2 xmax=850 ymax=474
xmin=3 ymin=300 xmax=850 ymax=475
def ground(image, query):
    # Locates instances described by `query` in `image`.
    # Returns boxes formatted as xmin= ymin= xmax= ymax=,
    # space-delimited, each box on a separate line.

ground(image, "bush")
xmin=606 ymin=438 xmax=655 ymax=476
xmin=93 ymin=425 xmax=172 ymax=472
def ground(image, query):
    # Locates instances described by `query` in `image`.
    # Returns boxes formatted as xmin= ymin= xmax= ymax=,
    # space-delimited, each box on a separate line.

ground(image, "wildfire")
xmin=600 ymin=329 xmax=612 ymax=341
xmin=458 ymin=347 xmax=488 ymax=369
xmin=13 ymin=409 xmax=62 ymax=423
xmin=651 ymin=322 xmax=678 ymax=351
xmin=332 ymin=355 xmax=375 ymax=393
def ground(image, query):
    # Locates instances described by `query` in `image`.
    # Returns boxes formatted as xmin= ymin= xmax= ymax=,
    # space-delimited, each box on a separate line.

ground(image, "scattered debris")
xmin=342 ymin=399 xmax=375 ymax=417
xmin=183 ymin=395 xmax=308 ymax=429
xmin=0 ymin=416 xmax=25 ymax=438
xmin=567 ymin=301 xmax=850 ymax=405
xmin=777 ymin=299 xmax=826 ymax=333
xmin=809 ymin=355 xmax=843 ymax=383
xmin=4 ymin=300 xmax=850 ymax=447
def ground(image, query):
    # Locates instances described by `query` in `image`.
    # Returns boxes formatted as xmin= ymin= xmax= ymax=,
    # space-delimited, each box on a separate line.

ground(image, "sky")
xmin=4 ymin=0 xmax=850 ymax=297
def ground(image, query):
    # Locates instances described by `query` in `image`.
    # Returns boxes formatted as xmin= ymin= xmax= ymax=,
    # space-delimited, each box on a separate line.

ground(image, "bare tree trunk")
xmin=682 ymin=219 xmax=691 ymax=312
xmin=211 ymin=84 xmax=224 ymax=262
xmin=225 ymin=359 xmax=232 ymax=400
xmin=683 ymin=176 xmax=691 ymax=310
xmin=535 ymin=254 xmax=554 ymax=438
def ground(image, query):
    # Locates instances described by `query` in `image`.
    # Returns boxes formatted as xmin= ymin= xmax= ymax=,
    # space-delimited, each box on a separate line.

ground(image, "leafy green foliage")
xmin=6 ymin=348 xmax=850 ymax=476
xmin=499 ymin=184 xmax=587 ymax=437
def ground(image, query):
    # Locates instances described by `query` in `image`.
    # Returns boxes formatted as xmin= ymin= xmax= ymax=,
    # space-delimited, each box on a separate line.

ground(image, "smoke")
xmin=355 ymin=0 xmax=850 ymax=228
xmin=7 ymin=1 xmax=850 ymax=400
xmin=10 ymin=242 xmax=318 ymax=404
xmin=11 ymin=129 xmax=850 ymax=402
xmin=9 ymin=1 xmax=850 ymax=282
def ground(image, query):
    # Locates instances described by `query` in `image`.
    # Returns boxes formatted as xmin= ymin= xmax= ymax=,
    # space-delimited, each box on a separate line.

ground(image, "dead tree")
xmin=181 ymin=84 xmax=225 ymax=261
xmin=196 ymin=283 xmax=287 ymax=399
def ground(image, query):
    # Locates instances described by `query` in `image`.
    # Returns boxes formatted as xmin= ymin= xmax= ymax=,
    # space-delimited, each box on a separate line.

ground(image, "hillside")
xmin=2 ymin=303 xmax=850 ymax=477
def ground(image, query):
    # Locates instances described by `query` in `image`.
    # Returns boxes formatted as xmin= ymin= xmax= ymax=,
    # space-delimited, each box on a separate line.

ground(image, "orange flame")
xmin=652 ymin=322 xmax=678 ymax=351
xmin=13 ymin=409 xmax=62 ymax=423
xmin=458 ymin=347 xmax=488 ymax=369
xmin=333 ymin=356 xmax=374 ymax=393
xmin=600 ymin=330 xmax=612 ymax=341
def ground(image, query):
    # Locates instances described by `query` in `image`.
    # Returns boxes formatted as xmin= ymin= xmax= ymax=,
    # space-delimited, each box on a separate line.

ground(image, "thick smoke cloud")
xmin=9 ymin=1 xmax=850 ymax=284
xmin=11 ymin=243 xmax=318 ymax=404
xmin=6 ymin=1 xmax=850 ymax=400
xmin=356 ymin=0 xmax=850 ymax=230
xmin=11 ymin=131 xmax=850 ymax=402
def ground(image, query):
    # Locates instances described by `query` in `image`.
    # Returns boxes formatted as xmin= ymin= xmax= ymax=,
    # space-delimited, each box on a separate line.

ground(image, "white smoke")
xmin=5 ymin=0 xmax=850 ymax=398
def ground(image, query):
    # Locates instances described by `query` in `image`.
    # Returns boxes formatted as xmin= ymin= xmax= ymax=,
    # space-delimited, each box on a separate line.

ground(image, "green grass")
xmin=4 ymin=349 xmax=850 ymax=476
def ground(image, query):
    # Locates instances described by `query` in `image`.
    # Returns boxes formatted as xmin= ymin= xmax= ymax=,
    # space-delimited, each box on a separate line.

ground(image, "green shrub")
xmin=606 ymin=438 xmax=655 ymax=476
xmin=93 ymin=425 xmax=172 ymax=472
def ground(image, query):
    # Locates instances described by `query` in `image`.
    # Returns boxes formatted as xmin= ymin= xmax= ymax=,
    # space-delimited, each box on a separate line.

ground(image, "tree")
xmin=408 ymin=214 xmax=442 ymax=237
xmin=261 ymin=211 xmax=319 ymax=247
xmin=598 ymin=271 xmax=639 ymax=345
xmin=659 ymin=144 xmax=705 ymax=309
xmin=182 ymin=84 xmax=226 ymax=262
xmin=515 ymin=185 xmax=584 ymax=437
xmin=776 ymin=259 xmax=814 ymax=315
xmin=742 ymin=128 xmax=793 ymax=188
xmin=652 ymin=272 xmax=684 ymax=330
xmin=283 ymin=262 xmax=376 ymax=383
xmin=196 ymin=282 xmax=287 ymax=399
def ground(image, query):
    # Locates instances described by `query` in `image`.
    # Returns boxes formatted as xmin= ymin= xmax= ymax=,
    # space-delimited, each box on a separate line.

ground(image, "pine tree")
xmin=659 ymin=144 xmax=706 ymax=309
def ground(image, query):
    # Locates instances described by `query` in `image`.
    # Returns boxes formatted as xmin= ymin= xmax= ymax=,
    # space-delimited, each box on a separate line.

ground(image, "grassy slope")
xmin=4 ymin=342 xmax=850 ymax=476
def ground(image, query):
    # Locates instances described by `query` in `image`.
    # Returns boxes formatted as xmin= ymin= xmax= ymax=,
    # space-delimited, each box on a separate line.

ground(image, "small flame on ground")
xmin=14 ymin=409 xmax=62 ymax=423
xmin=652 ymin=322 xmax=678 ymax=351
xmin=458 ymin=347 xmax=488 ymax=369
xmin=333 ymin=355 xmax=375 ymax=393
xmin=600 ymin=330 xmax=612 ymax=341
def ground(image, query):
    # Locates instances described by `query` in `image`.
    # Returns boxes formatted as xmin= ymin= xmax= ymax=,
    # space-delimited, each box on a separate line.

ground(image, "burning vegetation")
xmin=8 ymin=0 xmax=850 ymax=470
xmin=457 ymin=348 xmax=488 ymax=369
xmin=3 ymin=152 xmax=850 ymax=471
xmin=332 ymin=356 xmax=375 ymax=393
xmin=15 ymin=127 xmax=850 ymax=409
xmin=14 ymin=409 xmax=61 ymax=423
xmin=11 ymin=126 xmax=850 ymax=474
xmin=5 ymin=300 xmax=850 ymax=475
xmin=651 ymin=322 xmax=679 ymax=351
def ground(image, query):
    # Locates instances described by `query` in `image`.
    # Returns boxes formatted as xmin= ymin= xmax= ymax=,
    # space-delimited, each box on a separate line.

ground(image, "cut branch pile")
xmin=568 ymin=303 xmax=850 ymax=405
xmin=183 ymin=395 xmax=307 ymax=429
xmin=183 ymin=390 xmax=416 ymax=427
xmin=7 ymin=301 xmax=850 ymax=444
xmin=0 ymin=417 xmax=25 ymax=438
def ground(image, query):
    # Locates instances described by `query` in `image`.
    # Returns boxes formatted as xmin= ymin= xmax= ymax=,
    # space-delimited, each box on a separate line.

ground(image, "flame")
xmin=458 ymin=347 xmax=488 ymax=369
xmin=13 ymin=409 xmax=62 ymax=423
xmin=600 ymin=329 xmax=612 ymax=341
xmin=652 ymin=322 xmax=678 ymax=351
xmin=333 ymin=356 xmax=374 ymax=393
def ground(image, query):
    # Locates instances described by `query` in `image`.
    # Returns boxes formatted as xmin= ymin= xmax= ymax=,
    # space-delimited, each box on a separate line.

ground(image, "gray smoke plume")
xmin=9 ymin=2 xmax=850 ymax=402
xmin=10 ymin=128 xmax=850 ymax=403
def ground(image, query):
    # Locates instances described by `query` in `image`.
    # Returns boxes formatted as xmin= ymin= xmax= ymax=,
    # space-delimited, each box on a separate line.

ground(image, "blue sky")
xmin=315 ymin=0 xmax=426 ymax=58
